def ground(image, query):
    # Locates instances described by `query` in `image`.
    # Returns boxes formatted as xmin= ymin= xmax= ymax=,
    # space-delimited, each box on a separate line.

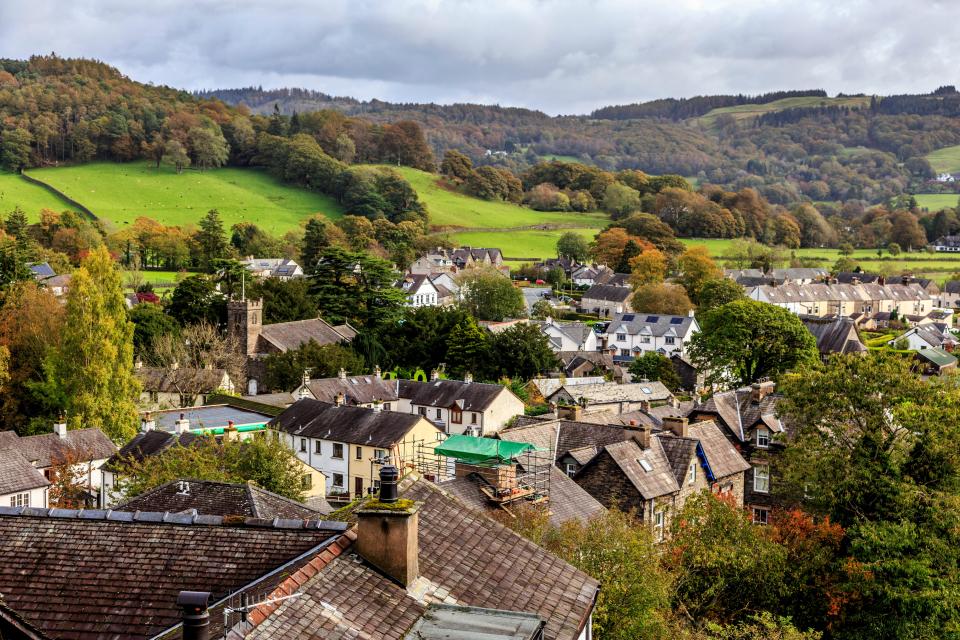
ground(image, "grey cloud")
xmin=1 ymin=0 xmax=958 ymax=114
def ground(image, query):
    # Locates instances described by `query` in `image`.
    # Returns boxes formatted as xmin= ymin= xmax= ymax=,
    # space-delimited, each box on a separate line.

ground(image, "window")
xmin=314 ymin=440 xmax=322 ymax=454
xmin=565 ymin=463 xmax=577 ymax=477
xmin=654 ymin=510 xmax=665 ymax=541
xmin=754 ymin=464 xmax=770 ymax=493
xmin=641 ymin=336 xmax=651 ymax=344
xmin=300 ymin=438 xmax=307 ymax=453
xmin=665 ymin=336 xmax=675 ymax=345
xmin=752 ymin=507 xmax=769 ymax=525
xmin=616 ymin=333 xmax=626 ymax=342
xmin=332 ymin=473 xmax=344 ymax=488
xmin=9 ymin=493 xmax=28 ymax=508
xmin=436 ymin=408 xmax=442 ymax=420
xmin=451 ymin=408 xmax=462 ymax=424
xmin=436 ymin=432 xmax=445 ymax=441
xmin=301 ymin=474 xmax=312 ymax=490
xmin=687 ymin=461 xmax=697 ymax=485
xmin=383 ymin=403 xmax=391 ymax=411
xmin=418 ymin=407 xmax=426 ymax=416
xmin=356 ymin=446 xmax=363 ymax=460
xmin=373 ymin=479 xmax=381 ymax=491
xmin=374 ymin=449 xmax=388 ymax=462
xmin=471 ymin=413 xmax=478 ymax=425
xmin=620 ymin=349 xmax=630 ymax=357
xmin=332 ymin=443 xmax=344 ymax=459
xmin=756 ymin=428 xmax=770 ymax=448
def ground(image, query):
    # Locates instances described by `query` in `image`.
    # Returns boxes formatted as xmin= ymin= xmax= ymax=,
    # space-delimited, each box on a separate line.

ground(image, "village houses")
xmin=600 ymin=311 xmax=700 ymax=362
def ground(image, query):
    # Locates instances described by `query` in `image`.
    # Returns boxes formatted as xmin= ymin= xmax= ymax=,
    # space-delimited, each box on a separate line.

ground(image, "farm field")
xmin=926 ymin=144 xmax=960 ymax=174
xmin=914 ymin=193 xmax=959 ymax=211
xmin=28 ymin=162 xmax=345 ymax=234
xmin=380 ymin=165 xmax=610 ymax=231
xmin=697 ymin=95 xmax=871 ymax=127
xmin=452 ymin=228 xmax=599 ymax=265
xmin=0 ymin=171 xmax=77 ymax=220
xmin=125 ymin=270 xmax=187 ymax=288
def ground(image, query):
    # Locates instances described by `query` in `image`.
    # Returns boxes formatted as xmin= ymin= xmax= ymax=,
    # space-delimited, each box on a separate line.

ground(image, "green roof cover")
xmin=434 ymin=435 xmax=537 ymax=464
xmin=917 ymin=347 xmax=958 ymax=367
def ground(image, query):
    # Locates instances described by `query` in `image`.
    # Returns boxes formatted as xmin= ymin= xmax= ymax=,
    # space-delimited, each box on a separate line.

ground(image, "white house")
xmin=601 ymin=311 xmax=699 ymax=362
xmin=240 ymin=257 xmax=304 ymax=280
xmin=537 ymin=318 xmax=599 ymax=352
xmin=396 ymin=375 xmax=524 ymax=436
xmin=0 ymin=447 xmax=49 ymax=509
xmin=398 ymin=273 xmax=440 ymax=307
xmin=581 ymin=284 xmax=633 ymax=317
xmin=930 ymin=236 xmax=960 ymax=252
xmin=890 ymin=325 xmax=957 ymax=351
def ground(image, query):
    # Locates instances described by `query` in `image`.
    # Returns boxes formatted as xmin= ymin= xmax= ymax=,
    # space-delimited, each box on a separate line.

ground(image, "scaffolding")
xmin=414 ymin=434 xmax=553 ymax=507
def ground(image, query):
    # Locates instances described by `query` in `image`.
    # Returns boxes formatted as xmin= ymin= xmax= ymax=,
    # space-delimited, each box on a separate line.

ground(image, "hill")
xmin=0 ymin=172 xmax=77 ymax=220
xmin=26 ymin=163 xmax=344 ymax=234
xmin=926 ymin=144 xmax=960 ymax=174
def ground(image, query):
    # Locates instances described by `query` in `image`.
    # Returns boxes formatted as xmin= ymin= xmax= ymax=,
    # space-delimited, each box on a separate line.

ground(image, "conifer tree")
xmin=196 ymin=209 xmax=228 ymax=272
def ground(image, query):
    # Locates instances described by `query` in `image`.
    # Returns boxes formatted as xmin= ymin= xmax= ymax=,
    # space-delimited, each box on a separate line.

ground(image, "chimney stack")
xmin=334 ymin=392 xmax=345 ymax=407
xmin=750 ymin=380 xmax=775 ymax=404
xmin=372 ymin=400 xmax=382 ymax=413
xmin=430 ymin=369 xmax=440 ymax=381
xmin=175 ymin=413 xmax=191 ymax=434
xmin=53 ymin=418 xmax=68 ymax=439
xmin=177 ymin=591 xmax=211 ymax=640
xmin=141 ymin=414 xmax=156 ymax=433
xmin=463 ymin=372 xmax=473 ymax=384
xmin=662 ymin=415 xmax=689 ymax=438
xmin=633 ymin=424 xmax=652 ymax=449
xmin=356 ymin=466 xmax=420 ymax=587
xmin=556 ymin=404 xmax=583 ymax=422
xmin=338 ymin=368 xmax=347 ymax=381
xmin=374 ymin=365 xmax=382 ymax=380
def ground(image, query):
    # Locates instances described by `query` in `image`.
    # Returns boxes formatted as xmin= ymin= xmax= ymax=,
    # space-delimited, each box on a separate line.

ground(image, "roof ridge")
xmin=0 ymin=505 xmax=349 ymax=532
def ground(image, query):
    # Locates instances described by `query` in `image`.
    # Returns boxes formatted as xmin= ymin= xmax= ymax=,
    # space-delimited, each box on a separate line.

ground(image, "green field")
xmin=0 ymin=171 xmax=77 ymax=220
xmin=914 ymin=193 xmax=959 ymax=211
xmin=453 ymin=228 xmax=600 ymax=264
xmin=539 ymin=154 xmax=585 ymax=164
xmin=379 ymin=165 xmax=609 ymax=231
xmin=27 ymin=162 xmax=345 ymax=234
xmin=926 ymin=144 xmax=960 ymax=174
xmin=698 ymin=96 xmax=871 ymax=127
xmin=125 ymin=270 xmax=187 ymax=287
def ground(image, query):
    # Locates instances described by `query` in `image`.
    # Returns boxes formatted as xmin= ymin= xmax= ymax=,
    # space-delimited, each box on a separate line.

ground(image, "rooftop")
xmin=270 ymin=399 xmax=440 ymax=447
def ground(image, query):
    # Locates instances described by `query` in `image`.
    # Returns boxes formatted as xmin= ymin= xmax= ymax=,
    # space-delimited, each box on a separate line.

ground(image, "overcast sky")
xmin=1 ymin=0 xmax=958 ymax=115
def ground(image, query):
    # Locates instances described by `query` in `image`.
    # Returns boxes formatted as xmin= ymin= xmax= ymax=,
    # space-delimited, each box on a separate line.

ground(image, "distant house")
xmin=670 ymin=354 xmax=704 ymax=392
xmin=240 ymin=257 xmax=304 ymax=280
xmin=136 ymin=363 xmax=236 ymax=409
xmin=409 ymin=246 xmax=505 ymax=275
xmin=397 ymin=376 xmax=524 ymax=435
xmin=545 ymin=380 xmax=674 ymax=416
xmin=28 ymin=262 xmax=56 ymax=280
xmin=0 ymin=447 xmax=50 ymax=509
xmin=600 ymin=311 xmax=699 ymax=361
xmin=398 ymin=273 xmax=439 ymax=307
xmin=535 ymin=256 xmax=580 ymax=276
xmin=930 ymin=235 xmax=960 ymax=252
xmin=524 ymin=376 xmax=606 ymax=405
xmin=936 ymin=172 xmax=956 ymax=183
xmin=890 ymin=324 xmax=958 ymax=351
xmin=914 ymin=347 xmax=958 ymax=376
xmin=535 ymin=317 xmax=599 ymax=352
xmin=940 ymin=280 xmax=960 ymax=308
xmin=769 ymin=267 xmax=828 ymax=284
xmin=557 ymin=350 xmax=622 ymax=379
xmin=571 ymin=265 xmax=629 ymax=288
xmin=801 ymin=315 xmax=868 ymax=359
xmin=581 ymin=284 xmax=633 ymax=316
xmin=293 ymin=368 xmax=398 ymax=408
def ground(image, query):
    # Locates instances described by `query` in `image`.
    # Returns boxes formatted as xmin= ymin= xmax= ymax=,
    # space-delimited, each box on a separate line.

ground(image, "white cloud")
xmin=0 ymin=0 xmax=957 ymax=114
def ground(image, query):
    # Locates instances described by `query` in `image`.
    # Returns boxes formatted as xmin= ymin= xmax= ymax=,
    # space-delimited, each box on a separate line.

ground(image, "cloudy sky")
xmin=1 ymin=0 xmax=958 ymax=114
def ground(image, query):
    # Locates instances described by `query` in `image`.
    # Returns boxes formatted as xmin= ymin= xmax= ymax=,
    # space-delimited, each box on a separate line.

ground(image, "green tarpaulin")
xmin=434 ymin=435 xmax=537 ymax=464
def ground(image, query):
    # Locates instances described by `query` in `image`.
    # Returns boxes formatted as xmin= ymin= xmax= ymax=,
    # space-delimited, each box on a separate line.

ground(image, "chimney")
xmin=175 ymin=413 xmax=191 ymax=434
xmin=141 ymin=414 xmax=156 ymax=432
xmin=170 ymin=361 xmax=179 ymax=371
xmin=134 ymin=359 xmax=143 ymax=370
xmin=225 ymin=421 xmax=239 ymax=442
xmin=301 ymin=368 xmax=311 ymax=387
xmin=662 ymin=415 xmax=689 ymax=438
xmin=632 ymin=424 xmax=652 ymax=449
xmin=177 ymin=591 xmax=211 ymax=640
xmin=639 ymin=399 xmax=651 ymax=413
xmin=53 ymin=418 xmax=68 ymax=439
xmin=334 ymin=392 xmax=345 ymax=406
xmin=751 ymin=380 xmax=775 ymax=404
xmin=463 ymin=372 xmax=473 ymax=384
xmin=338 ymin=368 xmax=347 ymax=381
xmin=372 ymin=400 xmax=382 ymax=413
xmin=374 ymin=365 xmax=382 ymax=380
xmin=430 ymin=369 xmax=440 ymax=381
xmin=556 ymin=404 xmax=583 ymax=421
xmin=356 ymin=466 xmax=420 ymax=587
xmin=688 ymin=308 xmax=695 ymax=318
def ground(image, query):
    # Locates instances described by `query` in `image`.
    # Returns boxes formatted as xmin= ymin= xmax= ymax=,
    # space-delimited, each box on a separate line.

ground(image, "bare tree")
xmin=148 ymin=322 xmax=247 ymax=400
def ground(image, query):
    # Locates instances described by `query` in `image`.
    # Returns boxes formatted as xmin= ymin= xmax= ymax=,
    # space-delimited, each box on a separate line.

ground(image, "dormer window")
xmin=756 ymin=428 xmax=770 ymax=448
xmin=451 ymin=408 xmax=462 ymax=424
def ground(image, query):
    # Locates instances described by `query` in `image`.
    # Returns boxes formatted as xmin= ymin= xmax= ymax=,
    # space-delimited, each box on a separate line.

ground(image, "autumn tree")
xmin=440 ymin=150 xmax=473 ymax=180
xmin=162 ymin=139 xmax=191 ymax=173
xmin=43 ymin=246 xmax=140 ymax=441
xmin=149 ymin=321 xmax=246 ymax=394
xmin=188 ymin=126 xmax=230 ymax=171
xmin=631 ymin=283 xmax=693 ymax=315
xmin=629 ymin=248 xmax=668 ymax=287
xmin=591 ymin=227 xmax=651 ymax=268
xmin=677 ymin=246 xmax=722 ymax=304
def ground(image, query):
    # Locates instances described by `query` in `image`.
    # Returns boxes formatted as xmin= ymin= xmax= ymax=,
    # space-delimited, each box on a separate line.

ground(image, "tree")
xmin=530 ymin=299 xmax=555 ymax=319
xmin=5 ymin=207 xmax=29 ymax=240
xmin=629 ymin=248 xmax=667 ymax=287
xmin=887 ymin=242 xmax=901 ymax=256
xmin=188 ymin=127 xmax=229 ymax=171
xmin=43 ymin=246 xmax=140 ymax=441
xmin=162 ymin=139 xmax=191 ymax=173
xmin=591 ymin=228 xmax=651 ymax=268
xmin=300 ymin=216 xmax=334 ymax=270
xmin=440 ymin=150 xmax=473 ymax=180
xmin=115 ymin=434 xmax=307 ymax=501
xmin=309 ymin=247 xmax=407 ymax=330
xmin=887 ymin=211 xmax=927 ymax=251
xmin=384 ymin=306 xmax=477 ymax=373
xmin=491 ymin=323 xmax=558 ymax=379
xmin=689 ymin=299 xmax=818 ymax=389
xmin=602 ymin=182 xmax=642 ymax=218
xmin=0 ymin=128 xmax=33 ymax=171
xmin=677 ymin=246 xmax=722 ymax=305
xmin=129 ymin=303 xmax=179 ymax=357
xmin=631 ymin=283 xmax=693 ymax=315
xmin=456 ymin=267 xmax=525 ymax=321
xmin=838 ymin=243 xmax=855 ymax=256
xmin=167 ymin=275 xmax=224 ymax=327
xmin=557 ymin=231 xmax=590 ymax=262
xmin=628 ymin=352 xmax=681 ymax=391
xmin=196 ymin=209 xmax=229 ymax=272
xmin=247 ymin=277 xmax=318 ymax=324
xmin=261 ymin=341 xmax=365 ymax=391
xmin=445 ymin=321 xmax=492 ymax=379
xmin=149 ymin=321 xmax=247 ymax=394
xmin=697 ymin=278 xmax=746 ymax=312
xmin=616 ymin=213 xmax=686 ymax=255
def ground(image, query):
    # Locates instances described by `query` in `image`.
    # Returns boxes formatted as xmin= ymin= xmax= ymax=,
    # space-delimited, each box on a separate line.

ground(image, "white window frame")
xmin=314 ymin=440 xmax=322 ymax=454
xmin=752 ymin=507 xmax=769 ymax=525
xmin=665 ymin=336 xmax=676 ymax=345
xmin=753 ymin=464 xmax=770 ymax=493
xmin=654 ymin=510 xmax=665 ymax=541
xmin=756 ymin=428 xmax=770 ymax=449
xmin=332 ymin=473 xmax=344 ymax=488
xmin=616 ymin=333 xmax=626 ymax=342
xmin=9 ymin=492 xmax=29 ymax=507
xmin=565 ymin=463 xmax=576 ymax=477
xmin=687 ymin=461 xmax=696 ymax=485
xmin=332 ymin=443 xmax=344 ymax=459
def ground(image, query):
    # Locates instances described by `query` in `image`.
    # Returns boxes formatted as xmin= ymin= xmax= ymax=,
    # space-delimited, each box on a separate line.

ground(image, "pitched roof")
xmin=691 ymin=387 xmax=783 ymax=442
xmin=582 ymin=284 xmax=631 ymax=303
xmin=0 ymin=449 xmax=50 ymax=495
xmin=104 ymin=430 xmax=201 ymax=471
xmin=945 ymin=280 xmax=960 ymax=294
xmin=600 ymin=439 xmax=680 ymax=499
xmin=12 ymin=429 xmax=117 ymax=468
xmin=916 ymin=347 xmax=958 ymax=368
xmin=302 ymin=374 xmax=399 ymax=405
xmin=258 ymin=318 xmax=355 ymax=352
xmin=686 ymin=420 xmax=751 ymax=479
xmin=499 ymin=419 xmax=635 ymax=465
xmin=801 ymin=315 xmax=867 ymax=355
xmin=0 ymin=506 xmax=347 ymax=640
xmin=404 ymin=605 xmax=545 ymax=640
xmin=547 ymin=381 xmax=673 ymax=405
xmin=270 ymin=399 xmax=439 ymax=447
xmin=526 ymin=376 xmax=605 ymax=399
xmin=243 ymin=477 xmax=598 ymax=640
xmin=397 ymin=378 xmax=514 ymax=412
xmin=136 ymin=366 xmax=229 ymax=394
xmin=656 ymin=435 xmax=699 ymax=486
xmin=606 ymin=312 xmax=697 ymax=338
xmin=113 ymin=479 xmax=326 ymax=519
xmin=28 ymin=262 xmax=56 ymax=279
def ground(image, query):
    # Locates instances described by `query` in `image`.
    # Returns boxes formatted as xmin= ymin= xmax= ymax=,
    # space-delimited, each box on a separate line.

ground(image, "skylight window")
xmin=646 ymin=315 xmax=659 ymax=322
xmin=641 ymin=386 xmax=652 ymax=394
xmin=638 ymin=459 xmax=653 ymax=472
xmin=622 ymin=314 xmax=635 ymax=321
xmin=670 ymin=318 xmax=683 ymax=324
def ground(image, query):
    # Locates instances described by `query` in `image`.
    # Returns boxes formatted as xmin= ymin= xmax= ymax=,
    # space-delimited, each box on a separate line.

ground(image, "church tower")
xmin=227 ymin=298 xmax=263 ymax=357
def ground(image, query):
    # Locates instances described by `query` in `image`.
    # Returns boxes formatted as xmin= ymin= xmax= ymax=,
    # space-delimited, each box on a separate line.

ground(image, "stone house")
xmin=136 ymin=363 xmax=236 ymax=409
xmin=580 ymin=284 xmax=632 ymax=317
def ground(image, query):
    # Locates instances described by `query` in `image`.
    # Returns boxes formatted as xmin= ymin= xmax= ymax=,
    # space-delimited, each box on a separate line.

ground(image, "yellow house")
xmin=269 ymin=399 xmax=444 ymax=501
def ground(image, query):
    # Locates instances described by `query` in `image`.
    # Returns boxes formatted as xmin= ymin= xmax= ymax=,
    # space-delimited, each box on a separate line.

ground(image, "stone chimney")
xmin=356 ymin=466 xmax=420 ymax=587
xmin=750 ymin=380 xmax=776 ymax=404
xmin=662 ymin=415 xmax=689 ymax=438
xmin=141 ymin=414 xmax=156 ymax=433
xmin=632 ymin=423 xmax=652 ymax=449
xmin=463 ymin=372 xmax=473 ymax=384
xmin=177 ymin=591 xmax=211 ymax=640
xmin=556 ymin=404 xmax=583 ymax=422
xmin=170 ymin=361 xmax=180 ymax=371
xmin=175 ymin=413 xmax=191 ymax=434
xmin=430 ymin=369 xmax=440 ymax=381
xmin=374 ymin=365 xmax=382 ymax=380
xmin=224 ymin=421 xmax=239 ymax=442
xmin=334 ymin=392 xmax=345 ymax=406
xmin=639 ymin=399 xmax=651 ymax=413
xmin=134 ymin=359 xmax=143 ymax=370
xmin=53 ymin=418 xmax=68 ymax=439
xmin=338 ymin=368 xmax=347 ymax=381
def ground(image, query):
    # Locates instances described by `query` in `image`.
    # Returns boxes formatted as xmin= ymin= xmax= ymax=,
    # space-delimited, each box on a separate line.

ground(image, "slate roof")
xmin=0 ymin=506 xmax=348 ymax=640
xmin=945 ymin=280 xmax=960 ymax=294
xmin=258 ymin=318 xmax=355 ymax=352
xmin=749 ymin=282 xmax=931 ymax=305
xmin=0 ymin=449 xmax=50 ymax=495
xmin=801 ymin=315 xmax=868 ymax=355
xmin=556 ymin=351 xmax=619 ymax=376
xmin=685 ymin=420 xmax=751 ymax=479
xmin=691 ymin=387 xmax=783 ymax=442
xmin=547 ymin=381 xmax=673 ymax=405
xmin=657 ymin=435 xmax=699 ymax=486
xmin=499 ymin=419 xmax=636 ymax=465
xmin=241 ymin=392 xmax=297 ymax=408
xmin=527 ymin=376 xmax=605 ymax=399
xmin=536 ymin=320 xmax=596 ymax=350
xmin=0 ymin=431 xmax=21 ymax=449
xmin=601 ymin=439 xmax=680 ymax=500
xmin=582 ymin=284 xmax=631 ymax=303
xmin=136 ymin=366 xmax=229 ymax=394
xmin=243 ymin=477 xmax=598 ymax=640
xmin=302 ymin=375 xmax=399 ymax=405
xmin=103 ymin=430 xmax=201 ymax=471
xmin=270 ymin=399 xmax=439 ymax=447
xmin=605 ymin=312 xmax=697 ymax=338
xmin=398 ymin=378 xmax=514 ymax=412
xmin=12 ymin=429 xmax=117 ymax=468
xmin=113 ymin=479 xmax=325 ymax=519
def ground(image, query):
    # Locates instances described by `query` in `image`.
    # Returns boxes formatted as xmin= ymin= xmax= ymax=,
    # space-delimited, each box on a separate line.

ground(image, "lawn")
xmin=378 ymin=165 xmax=610 ymax=230
xmin=698 ymin=96 xmax=871 ymax=127
xmin=926 ymin=144 xmax=960 ymax=174
xmin=0 ymin=171 xmax=77 ymax=221
xmin=125 ymin=270 xmax=189 ymax=288
xmin=914 ymin=193 xmax=959 ymax=211
xmin=452 ymin=227 xmax=600 ymax=264
xmin=28 ymin=162 xmax=345 ymax=234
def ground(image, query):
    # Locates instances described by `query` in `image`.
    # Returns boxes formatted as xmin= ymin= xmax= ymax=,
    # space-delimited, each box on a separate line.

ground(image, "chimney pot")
xmin=374 ymin=365 xmax=382 ymax=379
xmin=335 ymin=392 xmax=345 ymax=406
xmin=175 ymin=414 xmax=191 ymax=434
xmin=463 ymin=372 xmax=473 ymax=384
xmin=662 ymin=415 xmax=689 ymax=438
xmin=177 ymin=591 xmax=211 ymax=640
xmin=338 ymin=368 xmax=347 ymax=381
xmin=430 ymin=369 xmax=440 ymax=381
xmin=53 ymin=420 xmax=68 ymax=439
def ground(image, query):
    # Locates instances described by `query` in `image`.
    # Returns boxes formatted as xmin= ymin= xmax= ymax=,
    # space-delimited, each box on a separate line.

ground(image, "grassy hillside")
xmin=454 ymin=228 xmax=599 ymax=264
xmin=28 ymin=162 xmax=345 ymax=234
xmin=698 ymin=96 xmax=871 ymax=127
xmin=0 ymin=172 xmax=77 ymax=221
xmin=926 ymin=144 xmax=960 ymax=174
xmin=914 ymin=193 xmax=960 ymax=211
